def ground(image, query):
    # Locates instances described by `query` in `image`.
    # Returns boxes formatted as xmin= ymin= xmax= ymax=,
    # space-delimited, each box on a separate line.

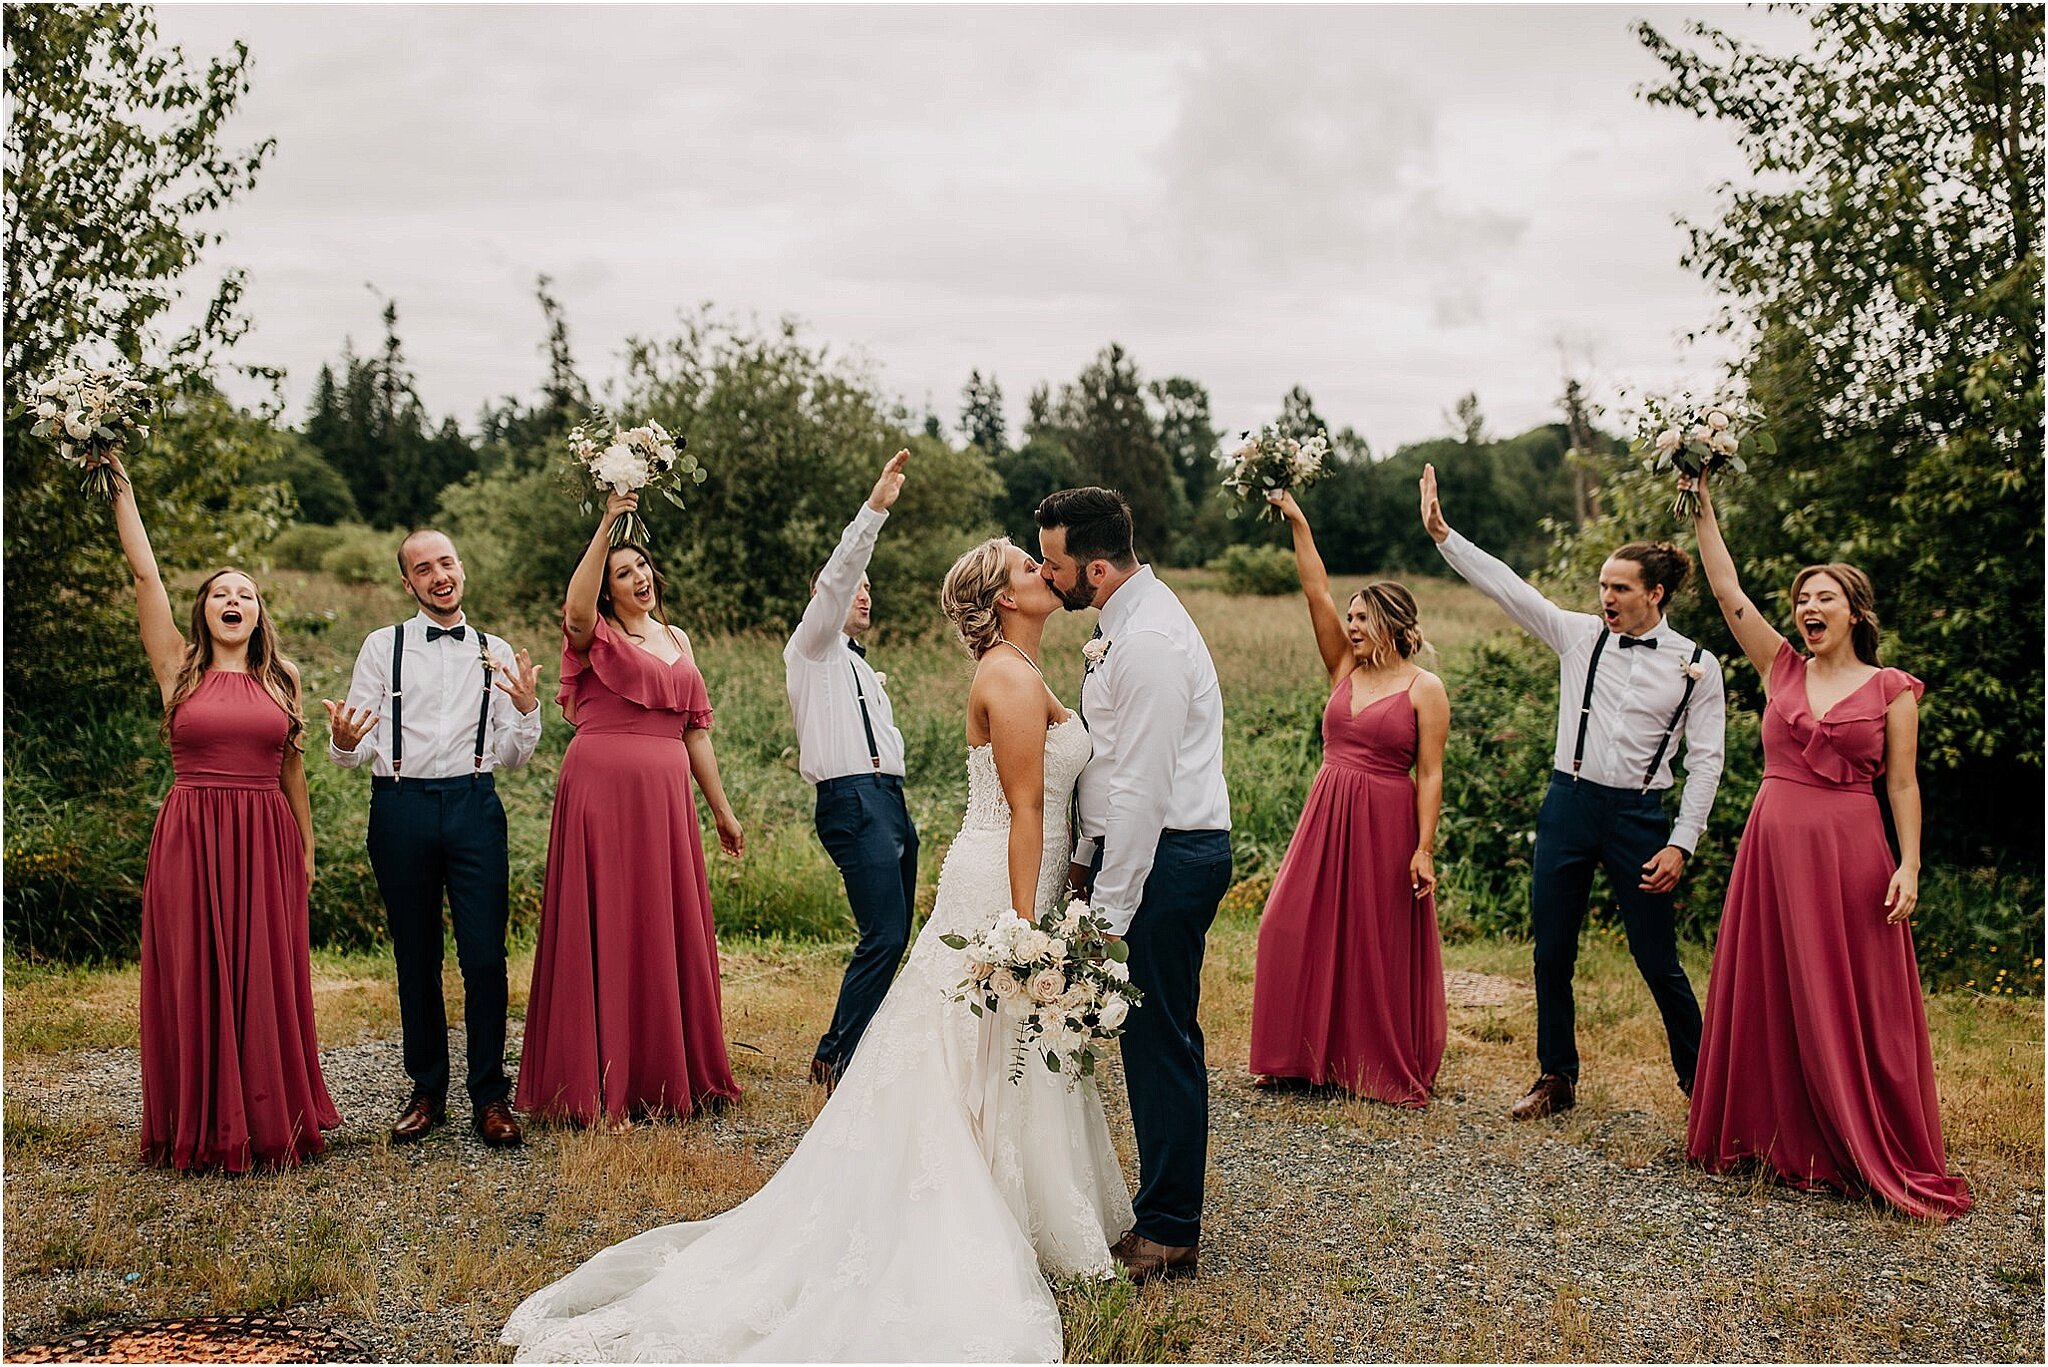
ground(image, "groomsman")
xmin=324 ymin=529 xmax=543 ymax=1147
xmin=1421 ymin=465 xmax=1724 ymax=1119
xmin=1037 ymin=486 xmax=1233 ymax=1284
xmin=787 ymin=450 xmax=916 ymax=1093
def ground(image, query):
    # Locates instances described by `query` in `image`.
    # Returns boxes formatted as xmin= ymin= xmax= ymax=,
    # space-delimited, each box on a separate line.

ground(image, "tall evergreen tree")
xmin=960 ymin=369 xmax=1007 ymax=457
xmin=1058 ymin=343 xmax=1177 ymax=561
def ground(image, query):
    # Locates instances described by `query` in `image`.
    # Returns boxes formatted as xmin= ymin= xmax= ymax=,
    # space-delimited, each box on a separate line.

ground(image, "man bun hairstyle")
xmin=1033 ymin=487 xmax=1136 ymax=569
xmin=1611 ymin=541 xmax=1694 ymax=609
xmin=940 ymin=537 xmax=1013 ymax=658
xmin=1792 ymin=562 xmax=1883 ymax=666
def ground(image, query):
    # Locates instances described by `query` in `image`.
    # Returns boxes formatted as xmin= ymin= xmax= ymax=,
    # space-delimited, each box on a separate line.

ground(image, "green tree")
xmin=1445 ymin=391 xmax=1487 ymax=446
xmin=1056 ymin=343 xmax=1178 ymax=562
xmin=3 ymin=5 xmax=281 ymax=718
xmin=1634 ymin=5 xmax=2044 ymax=862
xmin=959 ymin=369 xmax=1007 ymax=458
xmin=248 ymin=436 xmax=359 ymax=524
xmin=1149 ymin=376 xmax=1221 ymax=526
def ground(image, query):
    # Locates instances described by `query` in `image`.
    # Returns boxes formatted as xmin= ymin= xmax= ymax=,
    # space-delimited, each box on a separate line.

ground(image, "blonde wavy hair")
xmin=1348 ymin=581 xmax=1434 ymax=669
xmin=162 ymin=568 xmax=305 ymax=752
xmin=940 ymin=537 xmax=1014 ymax=658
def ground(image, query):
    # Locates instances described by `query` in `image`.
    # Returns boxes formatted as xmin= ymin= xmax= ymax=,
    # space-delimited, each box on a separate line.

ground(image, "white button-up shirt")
xmin=328 ymin=612 xmax=542 ymax=778
xmin=785 ymin=504 xmax=906 ymax=785
xmin=1070 ymin=566 xmax=1232 ymax=935
xmin=1438 ymin=529 xmax=1725 ymax=854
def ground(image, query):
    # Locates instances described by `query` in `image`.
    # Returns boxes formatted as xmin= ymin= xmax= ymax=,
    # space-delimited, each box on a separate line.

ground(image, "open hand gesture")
xmin=1419 ymin=464 xmax=1450 ymax=544
xmin=322 ymin=699 xmax=379 ymax=752
xmin=867 ymin=449 xmax=911 ymax=513
xmin=493 ymin=647 xmax=543 ymax=714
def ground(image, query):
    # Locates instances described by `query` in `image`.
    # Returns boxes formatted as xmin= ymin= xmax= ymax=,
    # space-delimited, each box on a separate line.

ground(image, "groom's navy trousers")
xmin=1099 ymin=828 xmax=1233 ymax=1249
xmin=812 ymin=773 xmax=919 ymax=1071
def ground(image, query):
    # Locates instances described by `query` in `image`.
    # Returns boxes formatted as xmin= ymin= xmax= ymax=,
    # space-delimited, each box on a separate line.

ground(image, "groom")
xmin=1036 ymin=487 xmax=1232 ymax=1283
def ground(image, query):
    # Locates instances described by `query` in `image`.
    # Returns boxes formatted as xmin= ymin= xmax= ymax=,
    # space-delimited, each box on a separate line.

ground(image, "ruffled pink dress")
xmin=140 ymin=671 xmax=340 ymax=1171
xmin=517 ymin=618 xmax=740 ymax=1123
xmin=1248 ymin=676 xmax=1446 ymax=1105
xmin=1686 ymin=642 xmax=1970 ymax=1220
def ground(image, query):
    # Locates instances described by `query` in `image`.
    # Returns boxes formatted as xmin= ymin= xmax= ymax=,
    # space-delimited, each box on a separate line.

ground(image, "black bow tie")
xmin=426 ymin=624 xmax=467 ymax=643
xmin=846 ymin=637 xmax=867 ymax=659
xmin=1618 ymin=633 xmax=1657 ymax=650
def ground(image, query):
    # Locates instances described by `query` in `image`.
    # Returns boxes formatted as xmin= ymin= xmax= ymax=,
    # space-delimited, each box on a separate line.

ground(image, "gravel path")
xmin=6 ymin=1010 xmax=2041 ymax=1363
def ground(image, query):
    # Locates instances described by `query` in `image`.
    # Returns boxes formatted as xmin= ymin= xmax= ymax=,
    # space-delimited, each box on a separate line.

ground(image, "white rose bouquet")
xmin=941 ymin=893 xmax=1141 ymax=1085
xmin=1630 ymin=394 xmax=1775 ymax=521
xmin=1222 ymin=424 xmax=1331 ymax=521
xmin=20 ymin=359 xmax=155 ymax=500
xmin=566 ymin=412 xmax=707 ymax=546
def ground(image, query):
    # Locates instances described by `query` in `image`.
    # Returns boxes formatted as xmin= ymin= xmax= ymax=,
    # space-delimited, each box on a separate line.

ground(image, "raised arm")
xmin=106 ymin=454 xmax=184 ymax=697
xmin=1421 ymin=464 xmax=1589 ymax=655
xmin=788 ymin=450 xmax=909 ymax=660
xmin=1269 ymin=490 xmax=1353 ymax=683
xmin=1687 ymin=473 xmax=1783 ymax=681
xmin=565 ymin=492 xmax=635 ymax=654
xmin=981 ymin=660 xmax=1050 ymax=921
xmin=1881 ymin=688 xmax=1922 ymax=924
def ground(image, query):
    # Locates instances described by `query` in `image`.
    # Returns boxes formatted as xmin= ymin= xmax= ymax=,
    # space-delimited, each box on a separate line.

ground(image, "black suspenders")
xmin=387 ymin=622 xmax=494 ymax=780
xmin=1571 ymin=628 xmax=1706 ymax=791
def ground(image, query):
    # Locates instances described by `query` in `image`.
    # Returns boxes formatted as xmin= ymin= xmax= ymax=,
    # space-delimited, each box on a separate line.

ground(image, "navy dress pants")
xmin=1101 ymin=828 xmax=1233 ymax=1248
xmin=367 ymin=774 xmax=513 ymax=1106
xmin=1530 ymin=772 xmax=1703 ymax=1088
xmin=813 ymin=773 xmax=919 ymax=1071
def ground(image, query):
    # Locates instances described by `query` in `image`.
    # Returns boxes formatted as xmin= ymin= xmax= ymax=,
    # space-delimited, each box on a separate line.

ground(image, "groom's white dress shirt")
xmin=785 ymin=504 xmax=907 ymax=786
xmin=1072 ymin=566 xmax=1232 ymax=936
xmin=1437 ymin=529 xmax=1726 ymax=854
xmin=329 ymin=612 xmax=542 ymax=778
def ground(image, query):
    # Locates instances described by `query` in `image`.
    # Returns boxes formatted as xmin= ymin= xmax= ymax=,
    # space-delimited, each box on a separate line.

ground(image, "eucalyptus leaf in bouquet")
xmin=20 ymin=359 xmax=156 ymax=500
xmin=567 ymin=409 xmax=706 ymax=545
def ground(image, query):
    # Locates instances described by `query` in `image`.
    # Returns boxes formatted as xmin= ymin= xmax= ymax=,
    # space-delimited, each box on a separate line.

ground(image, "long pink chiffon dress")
xmin=1248 ymin=675 xmax=1446 ymax=1105
xmin=1686 ymin=641 xmax=1971 ymax=1220
xmin=139 ymin=670 xmax=340 ymax=1171
xmin=517 ymin=618 xmax=740 ymax=1124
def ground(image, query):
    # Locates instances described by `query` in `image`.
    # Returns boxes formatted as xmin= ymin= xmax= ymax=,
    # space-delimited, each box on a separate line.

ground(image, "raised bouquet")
xmin=942 ymin=894 xmax=1141 ymax=1085
xmin=1222 ymin=424 xmax=1331 ymax=520
xmin=567 ymin=413 xmax=706 ymax=545
xmin=21 ymin=360 xmax=155 ymax=499
xmin=1630 ymin=395 xmax=1774 ymax=521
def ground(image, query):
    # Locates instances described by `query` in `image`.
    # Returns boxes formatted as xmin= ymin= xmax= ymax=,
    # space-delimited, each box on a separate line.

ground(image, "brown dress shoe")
xmin=472 ymin=1100 xmax=523 ymax=1148
xmin=809 ymin=1057 xmax=841 ymax=1095
xmin=1510 ymin=1073 xmax=1576 ymax=1122
xmin=390 ymin=1095 xmax=446 ymax=1145
xmin=1113 ymin=1235 xmax=1199 ymax=1283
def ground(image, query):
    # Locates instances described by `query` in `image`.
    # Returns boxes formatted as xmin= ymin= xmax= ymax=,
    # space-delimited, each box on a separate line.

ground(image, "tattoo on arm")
xmin=1734 ymin=607 xmax=1745 ymax=619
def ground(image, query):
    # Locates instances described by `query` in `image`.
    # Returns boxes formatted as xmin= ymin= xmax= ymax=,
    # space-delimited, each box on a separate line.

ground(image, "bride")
xmin=502 ymin=537 xmax=1134 ymax=1363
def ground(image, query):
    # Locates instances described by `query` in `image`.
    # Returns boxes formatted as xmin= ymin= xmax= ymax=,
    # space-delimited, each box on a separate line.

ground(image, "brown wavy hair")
xmin=1348 ymin=581 xmax=1433 ymax=668
xmin=1792 ymin=562 xmax=1882 ymax=666
xmin=940 ymin=537 xmax=1013 ymax=658
xmin=162 ymin=568 xmax=304 ymax=752
xmin=1610 ymin=541 xmax=1694 ymax=609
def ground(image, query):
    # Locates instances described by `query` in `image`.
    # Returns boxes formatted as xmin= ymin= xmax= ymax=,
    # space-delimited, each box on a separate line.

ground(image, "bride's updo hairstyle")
xmin=941 ymin=537 xmax=1013 ymax=658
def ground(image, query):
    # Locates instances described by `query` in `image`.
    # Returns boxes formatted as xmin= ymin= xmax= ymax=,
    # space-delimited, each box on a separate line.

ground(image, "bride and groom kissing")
xmin=503 ymin=459 xmax=1233 ymax=1362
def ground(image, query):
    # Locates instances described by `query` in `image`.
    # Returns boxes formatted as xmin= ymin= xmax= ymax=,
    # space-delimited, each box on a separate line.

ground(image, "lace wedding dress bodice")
xmin=503 ymin=714 xmax=1131 ymax=1364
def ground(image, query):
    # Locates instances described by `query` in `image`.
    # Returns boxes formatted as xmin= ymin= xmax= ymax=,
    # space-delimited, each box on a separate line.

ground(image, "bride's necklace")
xmin=995 ymin=637 xmax=1044 ymax=679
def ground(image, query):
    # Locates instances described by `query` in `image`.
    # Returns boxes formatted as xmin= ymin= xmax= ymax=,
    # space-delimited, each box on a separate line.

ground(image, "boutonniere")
xmin=872 ymin=671 xmax=888 ymax=689
xmin=478 ymin=641 xmax=502 ymax=676
xmin=1681 ymin=659 xmax=1707 ymax=681
xmin=1082 ymin=637 xmax=1110 ymax=667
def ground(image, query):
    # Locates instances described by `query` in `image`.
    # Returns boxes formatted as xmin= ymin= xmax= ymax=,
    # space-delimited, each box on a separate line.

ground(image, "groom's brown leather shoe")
xmin=472 ymin=1100 xmax=523 ymax=1148
xmin=1510 ymin=1073 xmax=1576 ymax=1122
xmin=390 ymin=1095 xmax=446 ymax=1144
xmin=1114 ymin=1235 xmax=1199 ymax=1283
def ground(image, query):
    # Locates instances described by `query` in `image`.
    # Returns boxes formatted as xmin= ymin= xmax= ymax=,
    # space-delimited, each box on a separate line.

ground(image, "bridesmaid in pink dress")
xmin=108 ymin=454 xmax=341 ymax=1171
xmin=1248 ymin=491 xmax=1450 ymax=1105
xmin=518 ymin=492 xmax=746 ymax=1125
xmin=1683 ymin=473 xmax=1970 ymax=1220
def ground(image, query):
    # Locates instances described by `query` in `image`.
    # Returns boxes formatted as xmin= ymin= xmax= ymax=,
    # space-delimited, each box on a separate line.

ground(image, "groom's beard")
xmin=1054 ymin=577 xmax=1097 ymax=613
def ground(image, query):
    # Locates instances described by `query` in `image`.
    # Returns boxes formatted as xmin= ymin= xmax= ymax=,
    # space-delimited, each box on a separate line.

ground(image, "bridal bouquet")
xmin=20 ymin=360 xmax=155 ymax=500
xmin=567 ymin=413 xmax=706 ymax=546
xmin=1222 ymin=424 xmax=1332 ymax=520
xmin=942 ymin=895 xmax=1141 ymax=1085
xmin=1629 ymin=395 xmax=1775 ymax=521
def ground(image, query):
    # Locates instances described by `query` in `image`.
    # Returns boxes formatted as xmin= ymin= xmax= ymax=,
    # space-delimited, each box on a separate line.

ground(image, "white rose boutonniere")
xmin=1082 ymin=637 xmax=1109 ymax=667
xmin=872 ymin=671 xmax=888 ymax=689
xmin=1682 ymin=659 xmax=1707 ymax=682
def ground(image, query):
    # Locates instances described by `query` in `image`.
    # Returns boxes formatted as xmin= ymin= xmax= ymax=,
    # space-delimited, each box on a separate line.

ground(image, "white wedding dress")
xmin=502 ymin=715 xmax=1133 ymax=1363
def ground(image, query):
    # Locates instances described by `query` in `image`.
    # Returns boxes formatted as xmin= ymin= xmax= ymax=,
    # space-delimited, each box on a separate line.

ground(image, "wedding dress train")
xmin=502 ymin=716 xmax=1132 ymax=1362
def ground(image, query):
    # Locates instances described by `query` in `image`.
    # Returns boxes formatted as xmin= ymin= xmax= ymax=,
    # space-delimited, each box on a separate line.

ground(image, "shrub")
xmin=268 ymin=522 xmax=351 ymax=573
xmin=1208 ymin=544 xmax=1297 ymax=597
xmin=317 ymin=524 xmax=397 ymax=585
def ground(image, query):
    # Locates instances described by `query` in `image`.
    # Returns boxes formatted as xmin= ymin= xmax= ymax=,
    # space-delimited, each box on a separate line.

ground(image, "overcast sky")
xmin=151 ymin=3 xmax=1800 ymax=453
